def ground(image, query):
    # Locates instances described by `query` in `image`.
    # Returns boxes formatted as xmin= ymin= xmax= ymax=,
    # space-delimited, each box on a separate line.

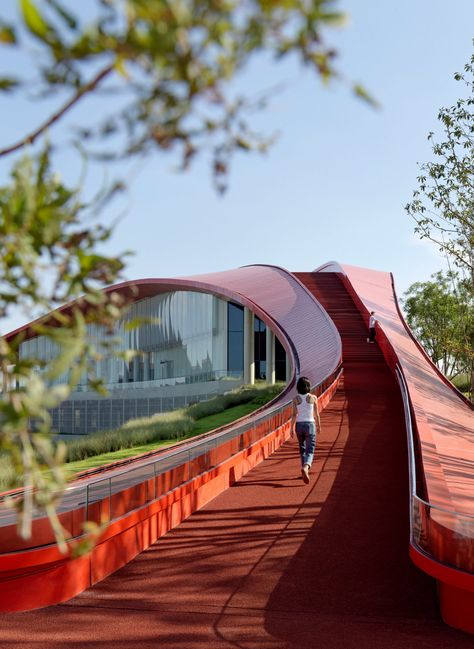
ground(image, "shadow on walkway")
xmin=0 ymin=369 xmax=471 ymax=648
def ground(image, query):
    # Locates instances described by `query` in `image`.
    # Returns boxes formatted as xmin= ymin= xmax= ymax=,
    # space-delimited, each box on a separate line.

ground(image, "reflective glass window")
xmin=227 ymin=303 xmax=244 ymax=374
xmin=19 ymin=290 xmax=232 ymax=388
xmin=254 ymin=316 xmax=266 ymax=380
xmin=228 ymin=302 xmax=244 ymax=332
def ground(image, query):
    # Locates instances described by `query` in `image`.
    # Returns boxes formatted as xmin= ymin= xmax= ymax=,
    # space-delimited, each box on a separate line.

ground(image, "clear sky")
xmin=1 ymin=0 xmax=474 ymax=332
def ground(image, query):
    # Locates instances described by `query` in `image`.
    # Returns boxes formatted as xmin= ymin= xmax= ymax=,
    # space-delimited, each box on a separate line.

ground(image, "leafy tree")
xmin=0 ymin=0 xmax=370 ymax=190
xmin=0 ymin=148 xmax=130 ymax=544
xmin=405 ymin=47 xmax=474 ymax=290
xmin=402 ymin=271 xmax=473 ymax=398
xmin=0 ymin=0 xmax=366 ymax=544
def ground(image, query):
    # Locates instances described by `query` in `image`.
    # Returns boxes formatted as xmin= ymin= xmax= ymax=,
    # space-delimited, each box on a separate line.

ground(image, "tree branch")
xmin=0 ymin=65 xmax=114 ymax=157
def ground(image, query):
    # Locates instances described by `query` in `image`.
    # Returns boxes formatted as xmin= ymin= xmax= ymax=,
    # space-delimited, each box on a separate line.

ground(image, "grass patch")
xmin=0 ymin=383 xmax=285 ymax=490
xmin=64 ymin=398 xmax=275 ymax=476
xmin=65 ymin=382 xmax=283 ymax=465
xmin=65 ymin=409 xmax=194 ymax=463
xmin=63 ymin=439 xmax=178 ymax=477
xmin=189 ymin=401 xmax=262 ymax=437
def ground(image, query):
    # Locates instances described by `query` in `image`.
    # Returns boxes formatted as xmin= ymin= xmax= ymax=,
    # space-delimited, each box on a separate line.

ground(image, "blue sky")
xmin=1 ymin=0 xmax=474 ymax=332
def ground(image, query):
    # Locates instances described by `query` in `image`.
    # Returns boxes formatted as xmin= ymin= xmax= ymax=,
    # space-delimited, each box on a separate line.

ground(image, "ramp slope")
xmin=0 ymin=272 xmax=471 ymax=647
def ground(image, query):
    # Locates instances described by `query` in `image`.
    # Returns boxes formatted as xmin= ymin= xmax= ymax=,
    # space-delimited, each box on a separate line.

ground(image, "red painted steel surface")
xmin=0 ymin=263 xmax=342 ymax=607
xmin=3 ymin=260 xmax=472 ymax=637
xmin=0 ymin=408 xmax=292 ymax=611
xmin=0 ymin=376 xmax=341 ymax=612
xmin=314 ymin=262 xmax=474 ymax=633
xmin=176 ymin=265 xmax=342 ymax=389
xmin=2 ymin=273 xmax=472 ymax=647
xmin=319 ymin=262 xmax=474 ymax=515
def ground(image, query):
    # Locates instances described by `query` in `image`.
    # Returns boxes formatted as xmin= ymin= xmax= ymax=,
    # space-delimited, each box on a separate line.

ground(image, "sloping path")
xmin=0 ymin=277 xmax=471 ymax=648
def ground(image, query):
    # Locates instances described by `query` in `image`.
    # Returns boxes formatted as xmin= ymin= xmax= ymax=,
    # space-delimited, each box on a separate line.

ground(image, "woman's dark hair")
xmin=296 ymin=377 xmax=311 ymax=395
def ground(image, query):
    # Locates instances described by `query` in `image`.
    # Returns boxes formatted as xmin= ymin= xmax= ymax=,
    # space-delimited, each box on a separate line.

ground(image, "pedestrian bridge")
xmin=0 ymin=263 xmax=472 ymax=644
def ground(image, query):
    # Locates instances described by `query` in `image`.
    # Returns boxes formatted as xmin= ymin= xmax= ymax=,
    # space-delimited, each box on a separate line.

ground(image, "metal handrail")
xmin=0 ymin=400 xmax=293 ymax=541
xmin=395 ymin=366 xmax=417 ymax=500
xmin=67 ymin=363 xmax=342 ymax=486
xmin=0 ymin=365 xmax=342 ymax=555
xmin=396 ymin=364 xmax=474 ymax=521
xmin=396 ymin=363 xmax=474 ymax=578
xmin=0 ymin=400 xmax=290 ymax=519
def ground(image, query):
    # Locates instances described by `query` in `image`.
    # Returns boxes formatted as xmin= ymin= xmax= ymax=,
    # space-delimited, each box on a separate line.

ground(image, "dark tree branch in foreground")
xmin=0 ymin=64 xmax=114 ymax=157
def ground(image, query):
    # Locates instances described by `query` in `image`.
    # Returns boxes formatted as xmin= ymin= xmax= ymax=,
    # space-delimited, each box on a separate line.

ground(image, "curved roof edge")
xmin=174 ymin=264 xmax=342 ymax=388
xmin=5 ymin=264 xmax=342 ymax=401
xmin=313 ymin=261 xmax=346 ymax=274
xmin=240 ymin=263 xmax=342 ymax=369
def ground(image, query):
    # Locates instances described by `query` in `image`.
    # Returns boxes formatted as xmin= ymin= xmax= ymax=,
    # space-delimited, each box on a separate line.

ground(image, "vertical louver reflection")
xmin=19 ymin=291 xmax=234 ymax=388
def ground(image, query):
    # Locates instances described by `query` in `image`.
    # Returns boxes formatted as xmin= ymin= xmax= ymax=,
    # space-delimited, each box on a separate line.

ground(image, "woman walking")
xmin=292 ymin=376 xmax=320 ymax=484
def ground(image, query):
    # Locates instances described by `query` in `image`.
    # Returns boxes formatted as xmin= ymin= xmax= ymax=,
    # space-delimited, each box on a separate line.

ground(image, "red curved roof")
xmin=6 ymin=264 xmax=342 ymax=394
xmin=175 ymin=265 xmax=342 ymax=388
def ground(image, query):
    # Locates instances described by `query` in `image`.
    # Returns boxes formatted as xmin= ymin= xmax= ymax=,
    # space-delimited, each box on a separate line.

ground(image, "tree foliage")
xmin=0 ymin=148 xmax=130 ymax=544
xmin=402 ymin=271 xmax=473 ymax=397
xmin=405 ymin=47 xmax=474 ymax=288
xmin=0 ymin=0 xmax=360 ymax=546
xmin=0 ymin=0 xmax=364 ymax=190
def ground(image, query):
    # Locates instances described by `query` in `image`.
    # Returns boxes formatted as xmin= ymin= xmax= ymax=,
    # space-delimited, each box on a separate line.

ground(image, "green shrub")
xmin=0 ymin=383 xmax=286 ymax=488
xmin=64 ymin=383 xmax=284 ymax=463
xmin=251 ymin=383 xmax=285 ymax=405
xmin=186 ymin=398 xmax=226 ymax=420
xmin=65 ymin=410 xmax=193 ymax=463
xmin=187 ymin=383 xmax=284 ymax=420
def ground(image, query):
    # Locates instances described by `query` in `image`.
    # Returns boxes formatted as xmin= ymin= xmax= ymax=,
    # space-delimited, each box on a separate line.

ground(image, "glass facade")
xmin=18 ymin=291 xmax=287 ymax=433
xmin=19 ymin=291 xmax=230 ymax=389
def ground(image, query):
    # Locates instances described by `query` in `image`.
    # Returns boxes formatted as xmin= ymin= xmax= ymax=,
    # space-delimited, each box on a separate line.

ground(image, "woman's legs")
xmin=295 ymin=422 xmax=317 ymax=481
xmin=303 ymin=422 xmax=316 ymax=468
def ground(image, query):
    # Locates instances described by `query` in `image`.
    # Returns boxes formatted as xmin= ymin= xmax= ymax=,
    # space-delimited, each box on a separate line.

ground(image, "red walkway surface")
xmin=0 ymin=274 xmax=472 ymax=647
xmin=322 ymin=262 xmax=474 ymax=516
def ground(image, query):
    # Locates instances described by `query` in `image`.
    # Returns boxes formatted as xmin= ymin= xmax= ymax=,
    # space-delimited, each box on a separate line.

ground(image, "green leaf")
xmin=42 ymin=383 xmax=71 ymax=408
xmin=117 ymin=349 xmax=138 ymax=362
xmin=319 ymin=12 xmax=348 ymax=28
xmin=20 ymin=0 xmax=49 ymax=39
xmin=353 ymin=83 xmax=380 ymax=109
xmin=45 ymin=333 xmax=84 ymax=380
xmin=114 ymin=55 xmax=129 ymax=79
xmin=123 ymin=316 xmax=154 ymax=331
xmin=0 ymin=24 xmax=17 ymax=45
xmin=235 ymin=137 xmax=251 ymax=150
xmin=0 ymin=78 xmax=19 ymax=92
xmin=87 ymin=378 xmax=109 ymax=397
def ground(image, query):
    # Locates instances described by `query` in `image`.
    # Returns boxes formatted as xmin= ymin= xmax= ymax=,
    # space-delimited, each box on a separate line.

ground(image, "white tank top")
xmin=296 ymin=395 xmax=315 ymax=422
